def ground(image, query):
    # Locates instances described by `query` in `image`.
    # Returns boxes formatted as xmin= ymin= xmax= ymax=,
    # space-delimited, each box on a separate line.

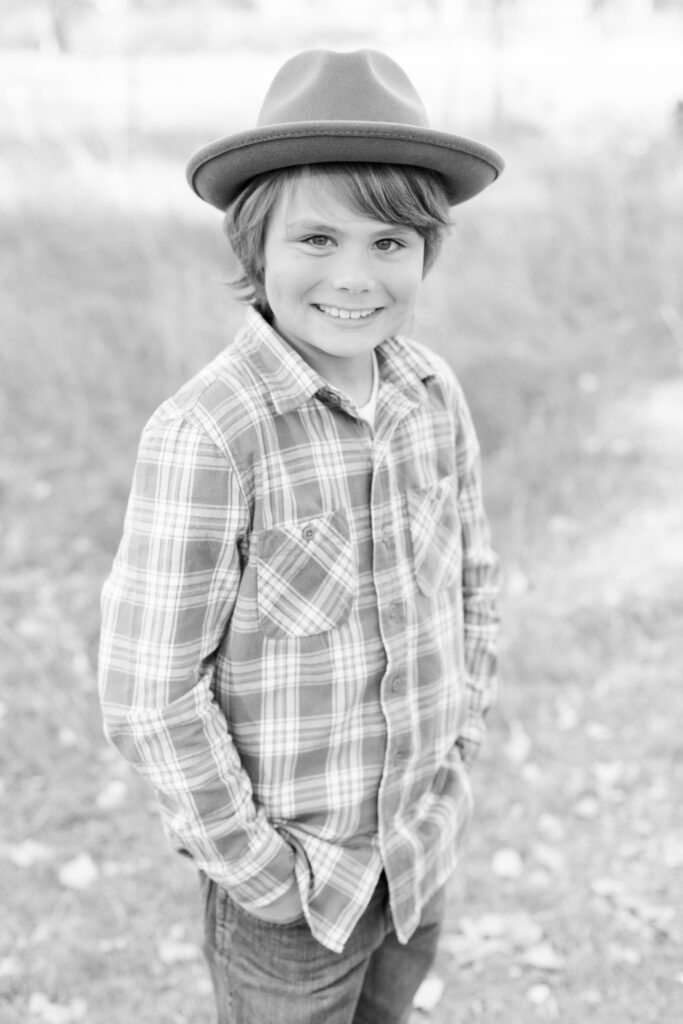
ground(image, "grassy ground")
xmin=1 ymin=95 xmax=683 ymax=1023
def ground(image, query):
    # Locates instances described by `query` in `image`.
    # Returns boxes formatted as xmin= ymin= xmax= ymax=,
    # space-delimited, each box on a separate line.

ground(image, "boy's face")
xmin=263 ymin=175 xmax=425 ymax=385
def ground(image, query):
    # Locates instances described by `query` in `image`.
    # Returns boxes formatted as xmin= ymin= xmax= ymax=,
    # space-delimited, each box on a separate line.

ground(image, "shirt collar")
xmin=240 ymin=308 xmax=327 ymax=415
xmin=238 ymin=307 xmax=436 ymax=415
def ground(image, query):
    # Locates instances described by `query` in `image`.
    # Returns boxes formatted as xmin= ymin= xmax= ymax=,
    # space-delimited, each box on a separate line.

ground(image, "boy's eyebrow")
xmin=285 ymin=218 xmax=416 ymax=236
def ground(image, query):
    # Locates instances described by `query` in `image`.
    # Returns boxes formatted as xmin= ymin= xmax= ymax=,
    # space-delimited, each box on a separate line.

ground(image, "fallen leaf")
xmin=607 ymin=943 xmax=641 ymax=966
xmin=526 ymin=984 xmax=560 ymax=1019
xmin=463 ymin=912 xmax=543 ymax=948
xmin=531 ymin=842 xmax=566 ymax=875
xmin=521 ymin=763 xmax=542 ymax=785
xmin=504 ymin=720 xmax=532 ymax=764
xmin=555 ymin=698 xmax=579 ymax=731
xmin=585 ymin=721 xmax=613 ymax=741
xmin=96 ymin=780 xmax=128 ymax=810
xmin=662 ymin=835 xmax=683 ymax=869
xmin=577 ymin=372 xmax=600 ymax=394
xmin=58 ymin=728 xmax=79 ymax=748
xmin=526 ymin=983 xmax=552 ymax=1004
xmin=537 ymin=814 xmax=565 ymax=843
xmin=526 ymin=868 xmax=552 ymax=890
xmin=573 ymin=795 xmax=600 ymax=820
xmin=440 ymin=933 xmax=510 ymax=966
xmin=0 ymin=957 xmax=21 ymax=978
xmin=28 ymin=993 xmax=87 ymax=1023
xmin=157 ymin=938 xmax=201 ymax=964
xmin=412 ymin=974 xmax=445 ymax=1011
xmin=506 ymin=565 xmax=531 ymax=597
xmin=491 ymin=848 xmax=524 ymax=880
xmin=590 ymin=877 xmax=625 ymax=899
xmin=97 ymin=937 xmax=128 ymax=953
xmin=2 ymin=840 xmax=54 ymax=868
xmin=58 ymin=853 xmax=99 ymax=891
xmin=504 ymin=914 xmax=544 ymax=948
xmin=548 ymin=515 xmax=580 ymax=537
xmin=521 ymin=942 xmax=566 ymax=971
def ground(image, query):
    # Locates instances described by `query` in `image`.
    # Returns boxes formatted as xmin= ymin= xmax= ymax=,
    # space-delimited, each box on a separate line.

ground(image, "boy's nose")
xmin=329 ymin=253 xmax=376 ymax=293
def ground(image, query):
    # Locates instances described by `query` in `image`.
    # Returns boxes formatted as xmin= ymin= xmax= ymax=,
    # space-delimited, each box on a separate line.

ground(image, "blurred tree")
xmin=47 ymin=0 xmax=94 ymax=51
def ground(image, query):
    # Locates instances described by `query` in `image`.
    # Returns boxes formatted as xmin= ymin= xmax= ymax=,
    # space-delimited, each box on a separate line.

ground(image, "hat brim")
xmin=186 ymin=122 xmax=504 ymax=210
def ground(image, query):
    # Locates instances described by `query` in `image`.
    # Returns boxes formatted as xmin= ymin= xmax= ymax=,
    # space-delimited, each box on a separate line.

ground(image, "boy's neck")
xmin=319 ymin=351 xmax=376 ymax=407
xmin=271 ymin=319 xmax=377 ymax=407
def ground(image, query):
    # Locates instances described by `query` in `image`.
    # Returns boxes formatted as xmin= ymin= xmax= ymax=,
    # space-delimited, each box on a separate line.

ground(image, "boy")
xmin=98 ymin=49 xmax=503 ymax=1024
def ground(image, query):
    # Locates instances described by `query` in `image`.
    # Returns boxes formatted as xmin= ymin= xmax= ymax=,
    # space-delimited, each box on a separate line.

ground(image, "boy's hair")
xmin=223 ymin=162 xmax=452 ymax=316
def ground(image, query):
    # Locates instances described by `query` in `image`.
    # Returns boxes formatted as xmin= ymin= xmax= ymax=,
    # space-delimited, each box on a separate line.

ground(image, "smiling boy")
xmin=98 ymin=50 xmax=503 ymax=1024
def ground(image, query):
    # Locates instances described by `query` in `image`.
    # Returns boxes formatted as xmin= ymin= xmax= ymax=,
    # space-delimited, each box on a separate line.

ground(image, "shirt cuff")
xmin=167 ymin=813 xmax=297 ymax=912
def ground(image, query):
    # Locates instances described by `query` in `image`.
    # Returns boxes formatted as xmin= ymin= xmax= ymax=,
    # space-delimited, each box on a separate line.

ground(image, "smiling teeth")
xmin=317 ymin=305 xmax=376 ymax=320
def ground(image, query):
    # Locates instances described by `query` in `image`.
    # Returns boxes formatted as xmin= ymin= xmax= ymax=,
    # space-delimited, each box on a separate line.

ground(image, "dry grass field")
xmin=1 ymin=41 xmax=683 ymax=1024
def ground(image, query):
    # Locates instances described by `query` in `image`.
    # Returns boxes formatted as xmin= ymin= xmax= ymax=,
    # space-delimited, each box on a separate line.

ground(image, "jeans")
xmin=199 ymin=871 xmax=446 ymax=1024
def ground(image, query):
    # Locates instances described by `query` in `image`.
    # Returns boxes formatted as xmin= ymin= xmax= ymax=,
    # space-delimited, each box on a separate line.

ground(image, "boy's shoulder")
xmin=387 ymin=332 xmax=468 ymax=408
xmin=143 ymin=317 xmax=273 ymax=457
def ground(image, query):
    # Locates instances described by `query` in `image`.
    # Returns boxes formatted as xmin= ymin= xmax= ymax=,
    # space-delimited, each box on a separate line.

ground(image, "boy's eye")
xmin=303 ymin=234 xmax=333 ymax=248
xmin=374 ymin=238 xmax=404 ymax=253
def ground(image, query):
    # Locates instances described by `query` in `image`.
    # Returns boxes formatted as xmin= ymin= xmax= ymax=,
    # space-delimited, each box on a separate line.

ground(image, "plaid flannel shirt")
xmin=98 ymin=308 xmax=499 ymax=953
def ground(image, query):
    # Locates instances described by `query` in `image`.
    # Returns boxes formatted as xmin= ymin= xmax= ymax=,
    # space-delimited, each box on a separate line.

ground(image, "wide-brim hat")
xmin=186 ymin=49 xmax=504 ymax=210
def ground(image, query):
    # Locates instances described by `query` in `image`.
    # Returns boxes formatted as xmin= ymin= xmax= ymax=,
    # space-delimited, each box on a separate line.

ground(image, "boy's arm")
xmin=98 ymin=410 xmax=296 ymax=912
xmin=453 ymin=382 xmax=500 ymax=769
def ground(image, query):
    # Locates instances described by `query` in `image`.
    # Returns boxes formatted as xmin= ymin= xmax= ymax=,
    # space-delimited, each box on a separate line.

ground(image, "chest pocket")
xmin=255 ymin=508 xmax=356 ymax=638
xmin=406 ymin=475 xmax=462 ymax=597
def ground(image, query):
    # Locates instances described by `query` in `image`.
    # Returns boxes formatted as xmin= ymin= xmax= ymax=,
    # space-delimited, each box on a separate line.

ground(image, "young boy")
xmin=98 ymin=49 xmax=503 ymax=1024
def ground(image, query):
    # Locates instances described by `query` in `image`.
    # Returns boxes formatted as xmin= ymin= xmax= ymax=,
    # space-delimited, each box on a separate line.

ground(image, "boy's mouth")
xmin=314 ymin=304 xmax=380 ymax=321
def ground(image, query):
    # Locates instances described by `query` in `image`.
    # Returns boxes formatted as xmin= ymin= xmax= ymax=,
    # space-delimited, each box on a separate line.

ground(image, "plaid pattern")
xmin=98 ymin=308 xmax=499 ymax=953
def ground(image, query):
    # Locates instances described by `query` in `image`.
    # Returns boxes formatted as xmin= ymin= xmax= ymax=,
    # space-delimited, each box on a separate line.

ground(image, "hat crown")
xmin=257 ymin=49 xmax=430 ymax=129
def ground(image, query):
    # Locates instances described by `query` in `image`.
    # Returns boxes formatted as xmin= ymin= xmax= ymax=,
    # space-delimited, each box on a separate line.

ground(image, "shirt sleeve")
xmin=452 ymin=382 xmax=500 ymax=769
xmin=97 ymin=408 xmax=296 ymax=909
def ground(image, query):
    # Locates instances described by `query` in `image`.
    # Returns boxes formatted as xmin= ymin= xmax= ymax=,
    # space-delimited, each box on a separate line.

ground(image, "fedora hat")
xmin=186 ymin=49 xmax=504 ymax=210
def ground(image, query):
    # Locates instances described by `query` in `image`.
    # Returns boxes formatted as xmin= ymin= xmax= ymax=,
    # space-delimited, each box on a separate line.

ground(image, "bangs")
xmin=306 ymin=163 xmax=451 ymax=236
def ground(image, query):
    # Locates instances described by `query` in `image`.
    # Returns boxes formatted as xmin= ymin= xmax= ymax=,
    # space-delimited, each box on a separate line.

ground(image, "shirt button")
xmin=302 ymin=525 xmax=315 ymax=541
xmin=388 ymin=601 xmax=401 ymax=620
xmin=390 ymin=674 xmax=405 ymax=693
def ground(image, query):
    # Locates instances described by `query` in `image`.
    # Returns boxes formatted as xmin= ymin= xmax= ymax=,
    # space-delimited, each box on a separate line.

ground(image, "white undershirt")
xmin=356 ymin=353 xmax=380 ymax=428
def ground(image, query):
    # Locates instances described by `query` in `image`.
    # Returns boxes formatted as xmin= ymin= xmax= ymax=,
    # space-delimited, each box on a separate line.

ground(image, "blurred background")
xmin=2 ymin=1 xmax=683 ymax=1022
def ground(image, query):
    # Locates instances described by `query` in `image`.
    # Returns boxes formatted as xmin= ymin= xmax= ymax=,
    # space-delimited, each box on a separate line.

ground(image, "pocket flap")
xmin=257 ymin=509 xmax=356 ymax=638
